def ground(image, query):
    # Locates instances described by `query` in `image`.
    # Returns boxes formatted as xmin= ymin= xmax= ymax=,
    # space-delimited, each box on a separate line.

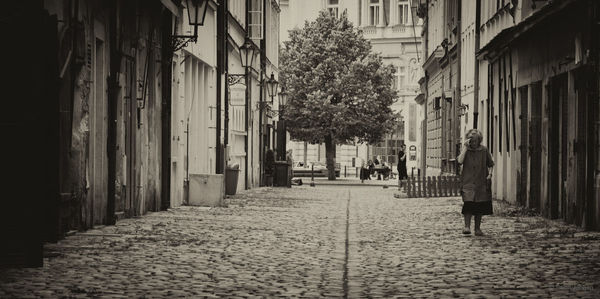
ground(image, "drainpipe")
xmin=184 ymin=119 xmax=190 ymax=205
xmin=106 ymin=0 xmax=119 ymax=225
xmin=473 ymin=0 xmax=481 ymax=129
xmin=216 ymin=0 xmax=226 ymax=174
xmin=259 ymin=0 xmax=267 ymax=185
xmin=244 ymin=0 xmax=250 ymax=189
xmin=455 ymin=0 xmax=462 ymax=176
xmin=224 ymin=0 xmax=230 ymax=169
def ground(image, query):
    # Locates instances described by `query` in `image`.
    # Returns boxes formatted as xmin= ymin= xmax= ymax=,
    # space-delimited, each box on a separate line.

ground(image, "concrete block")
xmin=189 ymin=174 xmax=224 ymax=207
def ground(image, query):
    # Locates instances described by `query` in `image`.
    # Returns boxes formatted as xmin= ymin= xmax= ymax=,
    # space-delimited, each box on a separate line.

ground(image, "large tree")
xmin=280 ymin=11 xmax=398 ymax=180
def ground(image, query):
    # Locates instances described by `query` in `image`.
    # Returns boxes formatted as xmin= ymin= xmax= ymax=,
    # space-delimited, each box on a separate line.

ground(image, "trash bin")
xmin=225 ymin=163 xmax=240 ymax=195
xmin=273 ymin=161 xmax=291 ymax=187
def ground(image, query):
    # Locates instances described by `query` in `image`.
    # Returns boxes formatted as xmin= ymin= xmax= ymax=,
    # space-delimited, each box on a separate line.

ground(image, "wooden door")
xmin=518 ymin=86 xmax=528 ymax=206
xmin=548 ymin=74 xmax=567 ymax=219
xmin=89 ymin=21 xmax=109 ymax=226
xmin=529 ymin=82 xmax=542 ymax=212
xmin=125 ymin=58 xmax=138 ymax=216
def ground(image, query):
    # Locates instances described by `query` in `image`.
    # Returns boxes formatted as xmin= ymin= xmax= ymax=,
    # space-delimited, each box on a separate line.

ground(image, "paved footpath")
xmin=1 ymin=186 xmax=599 ymax=298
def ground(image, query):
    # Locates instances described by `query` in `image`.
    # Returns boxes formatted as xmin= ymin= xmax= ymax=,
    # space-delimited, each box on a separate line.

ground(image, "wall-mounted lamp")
xmin=172 ymin=0 xmax=209 ymax=52
xmin=227 ymin=37 xmax=259 ymax=86
xmin=265 ymin=73 xmax=279 ymax=104
xmin=278 ymin=89 xmax=288 ymax=110
xmin=239 ymin=37 xmax=259 ymax=69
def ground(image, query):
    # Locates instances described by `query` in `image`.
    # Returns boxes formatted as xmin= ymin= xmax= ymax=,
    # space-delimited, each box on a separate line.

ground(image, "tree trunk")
xmin=325 ymin=134 xmax=336 ymax=180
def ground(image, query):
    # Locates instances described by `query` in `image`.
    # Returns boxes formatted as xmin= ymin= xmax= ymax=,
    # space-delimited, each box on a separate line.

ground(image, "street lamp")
xmin=239 ymin=37 xmax=258 ymax=69
xmin=266 ymin=73 xmax=279 ymax=103
xmin=277 ymin=89 xmax=288 ymax=161
xmin=172 ymin=0 xmax=209 ymax=51
xmin=227 ymin=37 xmax=258 ymax=86
xmin=278 ymin=89 xmax=288 ymax=110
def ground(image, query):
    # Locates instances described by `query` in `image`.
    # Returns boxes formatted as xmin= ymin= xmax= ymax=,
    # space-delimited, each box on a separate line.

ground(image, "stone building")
xmin=418 ymin=0 xmax=600 ymax=229
xmin=0 ymin=0 xmax=281 ymax=266
xmin=477 ymin=0 xmax=600 ymax=229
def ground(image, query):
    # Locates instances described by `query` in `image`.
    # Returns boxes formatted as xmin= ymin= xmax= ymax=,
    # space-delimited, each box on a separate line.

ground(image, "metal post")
xmin=344 ymin=166 xmax=347 ymax=177
xmin=310 ymin=164 xmax=315 ymax=187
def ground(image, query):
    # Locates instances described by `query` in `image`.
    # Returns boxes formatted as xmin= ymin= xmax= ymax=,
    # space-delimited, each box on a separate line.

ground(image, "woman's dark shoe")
xmin=462 ymin=228 xmax=471 ymax=235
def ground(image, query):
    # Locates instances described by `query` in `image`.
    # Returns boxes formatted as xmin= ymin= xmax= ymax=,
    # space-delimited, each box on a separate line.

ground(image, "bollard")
xmin=416 ymin=176 xmax=421 ymax=198
xmin=427 ymin=176 xmax=432 ymax=197
xmin=310 ymin=164 xmax=315 ymax=187
xmin=406 ymin=177 xmax=411 ymax=197
xmin=432 ymin=176 xmax=438 ymax=197
xmin=344 ymin=166 xmax=347 ymax=177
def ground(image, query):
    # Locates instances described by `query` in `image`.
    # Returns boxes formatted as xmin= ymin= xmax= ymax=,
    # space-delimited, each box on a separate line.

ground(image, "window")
xmin=409 ymin=104 xmax=416 ymax=142
xmin=398 ymin=0 xmax=409 ymax=24
xmin=327 ymin=0 xmax=339 ymax=18
xmin=369 ymin=0 xmax=380 ymax=26
xmin=249 ymin=0 xmax=263 ymax=40
xmin=398 ymin=66 xmax=406 ymax=89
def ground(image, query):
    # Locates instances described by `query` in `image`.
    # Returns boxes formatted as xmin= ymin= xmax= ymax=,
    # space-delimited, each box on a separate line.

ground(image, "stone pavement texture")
xmin=0 ymin=185 xmax=599 ymax=298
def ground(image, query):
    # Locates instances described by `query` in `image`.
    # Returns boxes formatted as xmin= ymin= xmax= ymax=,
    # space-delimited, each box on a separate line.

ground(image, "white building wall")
xmin=170 ymin=3 xmax=218 ymax=207
xmin=460 ymin=0 xmax=476 ymax=141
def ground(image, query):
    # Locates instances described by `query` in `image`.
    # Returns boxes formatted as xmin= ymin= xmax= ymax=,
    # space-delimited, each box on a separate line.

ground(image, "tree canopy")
xmin=280 ymin=10 xmax=399 ymax=146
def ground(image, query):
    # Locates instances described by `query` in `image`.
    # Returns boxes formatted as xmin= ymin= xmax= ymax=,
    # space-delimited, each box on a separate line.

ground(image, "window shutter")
xmin=249 ymin=0 xmax=263 ymax=40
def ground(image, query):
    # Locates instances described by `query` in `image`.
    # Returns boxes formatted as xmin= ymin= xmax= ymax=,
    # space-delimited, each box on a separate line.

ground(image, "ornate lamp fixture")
xmin=265 ymin=73 xmax=279 ymax=104
xmin=172 ymin=0 xmax=209 ymax=51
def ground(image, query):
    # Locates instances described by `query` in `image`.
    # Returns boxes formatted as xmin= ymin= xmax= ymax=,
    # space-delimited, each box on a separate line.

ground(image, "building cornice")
xmin=423 ymin=46 xmax=444 ymax=72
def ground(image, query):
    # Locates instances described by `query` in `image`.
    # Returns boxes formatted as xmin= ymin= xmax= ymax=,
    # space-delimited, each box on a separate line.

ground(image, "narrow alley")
xmin=1 ymin=186 xmax=599 ymax=298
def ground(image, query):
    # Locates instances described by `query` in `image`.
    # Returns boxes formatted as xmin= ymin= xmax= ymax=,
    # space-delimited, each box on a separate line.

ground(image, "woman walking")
xmin=457 ymin=129 xmax=494 ymax=236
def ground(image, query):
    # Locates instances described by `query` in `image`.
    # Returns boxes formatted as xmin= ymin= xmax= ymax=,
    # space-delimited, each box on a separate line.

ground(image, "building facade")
xmin=419 ymin=0 xmax=461 ymax=177
xmin=280 ymin=0 xmax=423 ymax=176
xmin=477 ymin=0 xmax=600 ymax=229
xmin=0 ymin=0 xmax=281 ymax=266
xmin=418 ymin=0 xmax=600 ymax=230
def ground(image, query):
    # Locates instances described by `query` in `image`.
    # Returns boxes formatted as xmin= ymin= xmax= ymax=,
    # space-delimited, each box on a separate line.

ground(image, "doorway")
xmin=518 ymin=86 xmax=528 ymax=206
xmin=529 ymin=81 xmax=542 ymax=212
xmin=89 ymin=25 xmax=109 ymax=226
xmin=548 ymin=74 xmax=567 ymax=219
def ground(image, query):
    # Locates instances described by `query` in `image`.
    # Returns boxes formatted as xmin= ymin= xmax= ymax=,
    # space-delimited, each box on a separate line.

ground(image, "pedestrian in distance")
xmin=397 ymin=144 xmax=408 ymax=187
xmin=360 ymin=159 xmax=368 ymax=183
xmin=457 ymin=129 xmax=494 ymax=236
xmin=374 ymin=156 xmax=382 ymax=180
xmin=367 ymin=160 xmax=374 ymax=180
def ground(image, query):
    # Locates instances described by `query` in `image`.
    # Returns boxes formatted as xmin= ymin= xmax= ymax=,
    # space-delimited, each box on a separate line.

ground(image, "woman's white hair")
xmin=466 ymin=129 xmax=483 ymax=143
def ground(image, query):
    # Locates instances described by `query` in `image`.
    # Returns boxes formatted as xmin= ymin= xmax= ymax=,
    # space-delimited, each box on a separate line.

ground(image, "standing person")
xmin=367 ymin=160 xmax=374 ymax=180
xmin=359 ymin=159 xmax=368 ymax=183
xmin=397 ymin=144 xmax=408 ymax=186
xmin=457 ymin=129 xmax=494 ymax=236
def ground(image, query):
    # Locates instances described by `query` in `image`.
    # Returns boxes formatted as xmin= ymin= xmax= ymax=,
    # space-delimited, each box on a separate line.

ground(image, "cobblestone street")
xmin=1 ymin=185 xmax=600 ymax=298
